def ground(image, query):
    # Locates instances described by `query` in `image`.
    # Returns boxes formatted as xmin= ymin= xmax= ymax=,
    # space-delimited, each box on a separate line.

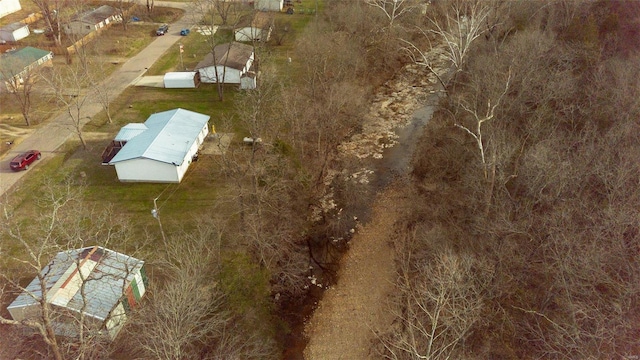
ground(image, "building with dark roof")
xmin=0 ymin=46 xmax=52 ymax=92
xmin=64 ymin=5 xmax=121 ymax=36
xmin=195 ymin=42 xmax=255 ymax=86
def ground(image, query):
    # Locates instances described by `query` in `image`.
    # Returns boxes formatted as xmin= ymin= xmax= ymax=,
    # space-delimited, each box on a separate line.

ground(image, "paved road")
xmin=0 ymin=1 xmax=194 ymax=197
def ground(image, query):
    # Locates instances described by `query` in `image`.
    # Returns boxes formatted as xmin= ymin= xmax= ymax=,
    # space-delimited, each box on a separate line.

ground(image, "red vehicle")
xmin=9 ymin=150 xmax=41 ymax=171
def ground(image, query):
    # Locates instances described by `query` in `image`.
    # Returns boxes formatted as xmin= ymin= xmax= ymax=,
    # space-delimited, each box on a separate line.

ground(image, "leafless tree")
xmin=404 ymin=0 xmax=492 ymax=88
xmin=365 ymin=0 xmax=415 ymax=30
xmin=32 ymin=0 xmax=65 ymax=47
xmin=378 ymin=229 xmax=490 ymax=360
xmin=146 ymin=0 xmax=155 ymax=16
xmin=114 ymin=0 xmax=136 ymax=31
xmin=0 ymin=66 xmax=39 ymax=126
xmin=42 ymin=63 xmax=92 ymax=149
xmin=191 ymin=0 xmax=245 ymax=102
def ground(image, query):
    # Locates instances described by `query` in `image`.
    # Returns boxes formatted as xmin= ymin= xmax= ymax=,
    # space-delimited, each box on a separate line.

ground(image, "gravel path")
xmin=304 ymin=183 xmax=411 ymax=360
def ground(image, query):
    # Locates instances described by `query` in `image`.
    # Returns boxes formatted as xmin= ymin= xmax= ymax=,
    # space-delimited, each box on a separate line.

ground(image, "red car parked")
xmin=9 ymin=150 xmax=41 ymax=171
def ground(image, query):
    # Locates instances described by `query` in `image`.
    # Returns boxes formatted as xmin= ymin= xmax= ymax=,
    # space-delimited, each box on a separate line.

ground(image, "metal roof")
xmin=0 ymin=22 xmax=28 ymax=32
xmin=71 ymin=5 xmax=118 ymax=24
xmin=195 ymin=42 xmax=254 ymax=71
xmin=0 ymin=47 xmax=52 ymax=80
xmin=114 ymin=123 xmax=148 ymax=141
xmin=109 ymin=108 xmax=210 ymax=165
xmin=7 ymin=246 xmax=144 ymax=322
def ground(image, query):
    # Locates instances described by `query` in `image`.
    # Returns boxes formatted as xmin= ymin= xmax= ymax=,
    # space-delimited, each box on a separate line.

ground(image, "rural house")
xmin=6 ymin=246 xmax=146 ymax=341
xmin=0 ymin=46 xmax=53 ymax=92
xmin=195 ymin=42 xmax=255 ymax=87
xmin=254 ymin=0 xmax=283 ymax=12
xmin=104 ymin=108 xmax=210 ymax=183
xmin=234 ymin=11 xmax=273 ymax=42
xmin=0 ymin=0 xmax=21 ymax=18
xmin=64 ymin=5 xmax=121 ymax=36
xmin=0 ymin=21 xmax=29 ymax=42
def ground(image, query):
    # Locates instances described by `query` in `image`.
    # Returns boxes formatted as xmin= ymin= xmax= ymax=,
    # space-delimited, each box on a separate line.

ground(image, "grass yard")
xmin=1 ymin=0 xmax=324 ymax=322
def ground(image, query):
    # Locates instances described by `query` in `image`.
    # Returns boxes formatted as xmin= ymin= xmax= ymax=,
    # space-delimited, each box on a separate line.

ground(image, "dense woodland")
xmin=1 ymin=0 xmax=640 ymax=359
xmin=377 ymin=0 xmax=640 ymax=359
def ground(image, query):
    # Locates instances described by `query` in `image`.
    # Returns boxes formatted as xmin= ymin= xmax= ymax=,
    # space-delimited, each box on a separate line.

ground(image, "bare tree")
xmin=32 ymin=0 xmax=64 ymax=47
xmin=365 ymin=0 xmax=415 ymax=30
xmin=404 ymin=0 xmax=492 ymax=88
xmin=454 ymin=68 xmax=511 ymax=181
xmin=0 ymin=66 xmax=40 ymax=126
xmin=191 ymin=0 xmax=245 ymax=102
xmin=114 ymin=0 xmax=136 ymax=31
xmin=42 ymin=63 xmax=92 ymax=149
xmin=146 ymin=0 xmax=155 ymax=16
xmin=379 ymin=229 xmax=490 ymax=360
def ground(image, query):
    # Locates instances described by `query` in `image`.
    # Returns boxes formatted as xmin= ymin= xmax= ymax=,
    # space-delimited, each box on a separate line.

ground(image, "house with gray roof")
xmin=195 ymin=42 xmax=255 ymax=88
xmin=6 ymin=246 xmax=146 ymax=340
xmin=0 ymin=46 xmax=53 ymax=92
xmin=104 ymin=108 xmax=210 ymax=183
xmin=64 ymin=5 xmax=121 ymax=36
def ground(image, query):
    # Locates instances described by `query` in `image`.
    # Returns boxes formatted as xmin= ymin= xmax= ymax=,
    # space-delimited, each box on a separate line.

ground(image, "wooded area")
xmin=377 ymin=0 xmax=640 ymax=358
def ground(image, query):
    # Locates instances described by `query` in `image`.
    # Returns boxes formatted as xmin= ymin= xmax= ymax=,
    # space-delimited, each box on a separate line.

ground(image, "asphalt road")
xmin=0 ymin=1 xmax=194 ymax=197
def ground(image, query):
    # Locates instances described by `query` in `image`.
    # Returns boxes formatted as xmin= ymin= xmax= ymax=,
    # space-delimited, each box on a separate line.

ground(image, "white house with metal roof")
xmin=6 ymin=246 xmax=146 ymax=340
xmin=106 ymin=108 xmax=210 ymax=183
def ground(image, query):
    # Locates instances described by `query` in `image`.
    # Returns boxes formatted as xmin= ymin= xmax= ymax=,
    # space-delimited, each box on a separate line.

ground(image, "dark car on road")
xmin=156 ymin=24 xmax=169 ymax=36
xmin=9 ymin=150 xmax=41 ymax=171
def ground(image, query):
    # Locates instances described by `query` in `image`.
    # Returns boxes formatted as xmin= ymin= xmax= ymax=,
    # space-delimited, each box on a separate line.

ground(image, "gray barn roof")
xmin=7 ymin=246 xmax=144 ymax=322
xmin=71 ymin=5 xmax=118 ymax=24
xmin=109 ymin=108 xmax=210 ymax=165
xmin=195 ymin=42 xmax=254 ymax=71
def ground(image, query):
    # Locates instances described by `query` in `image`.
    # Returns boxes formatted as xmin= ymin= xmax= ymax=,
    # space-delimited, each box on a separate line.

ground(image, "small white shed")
xmin=0 ymin=0 xmax=21 ymax=19
xmin=163 ymin=71 xmax=201 ymax=88
xmin=0 ymin=22 xmax=29 ymax=42
xmin=108 ymin=108 xmax=210 ymax=183
xmin=254 ymin=0 xmax=283 ymax=12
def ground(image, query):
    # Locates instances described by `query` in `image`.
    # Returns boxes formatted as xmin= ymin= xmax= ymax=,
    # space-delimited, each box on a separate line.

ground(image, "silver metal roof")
xmin=109 ymin=108 xmax=210 ymax=165
xmin=7 ymin=246 xmax=144 ymax=321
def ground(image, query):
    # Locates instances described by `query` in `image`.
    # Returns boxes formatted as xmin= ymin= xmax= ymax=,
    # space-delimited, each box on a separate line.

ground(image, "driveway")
xmin=0 ymin=1 xmax=195 ymax=197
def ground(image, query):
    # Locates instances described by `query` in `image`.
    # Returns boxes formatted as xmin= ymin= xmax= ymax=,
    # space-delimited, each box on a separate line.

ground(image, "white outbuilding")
xmin=106 ymin=108 xmax=210 ymax=183
xmin=0 ymin=0 xmax=22 ymax=19
xmin=195 ymin=42 xmax=254 ymax=85
xmin=163 ymin=71 xmax=201 ymax=88
xmin=6 ymin=246 xmax=146 ymax=341
xmin=0 ymin=22 xmax=29 ymax=42
xmin=254 ymin=0 xmax=283 ymax=12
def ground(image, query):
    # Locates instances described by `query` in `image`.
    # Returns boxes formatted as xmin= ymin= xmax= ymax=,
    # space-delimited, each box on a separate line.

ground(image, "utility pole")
xmin=179 ymin=43 xmax=184 ymax=70
xmin=152 ymin=196 xmax=168 ymax=248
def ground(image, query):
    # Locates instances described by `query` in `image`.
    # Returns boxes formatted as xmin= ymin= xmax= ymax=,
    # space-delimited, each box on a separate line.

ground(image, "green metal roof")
xmin=0 ymin=46 xmax=52 ymax=80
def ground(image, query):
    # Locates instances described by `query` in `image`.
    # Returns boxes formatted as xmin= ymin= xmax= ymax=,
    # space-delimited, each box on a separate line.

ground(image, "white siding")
xmin=0 ymin=0 xmax=21 ymax=18
xmin=254 ymin=0 xmax=283 ymax=12
xmin=198 ymin=66 xmax=243 ymax=84
xmin=114 ymin=158 xmax=180 ymax=183
xmin=105 ymin=302 xmax=127 ymax=340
